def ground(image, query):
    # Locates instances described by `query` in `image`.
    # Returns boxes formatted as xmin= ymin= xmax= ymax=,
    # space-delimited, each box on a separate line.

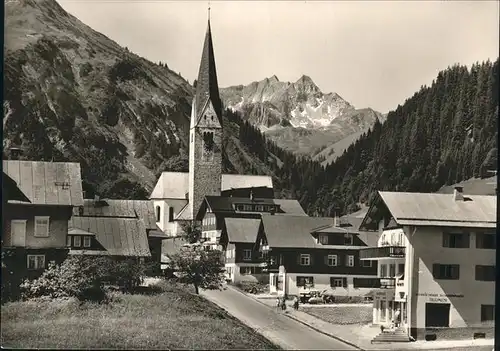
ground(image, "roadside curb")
xmin=227 ymin=285 xmax=366 ymax=351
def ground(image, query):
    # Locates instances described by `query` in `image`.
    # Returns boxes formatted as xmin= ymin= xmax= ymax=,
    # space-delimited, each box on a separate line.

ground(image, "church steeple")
xmin=192 ymin=19 xmax=223 ymax=128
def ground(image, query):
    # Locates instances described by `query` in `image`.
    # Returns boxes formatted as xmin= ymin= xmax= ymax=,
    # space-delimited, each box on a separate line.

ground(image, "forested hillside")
xmin=235 ymin=59 xmax=499 ymax=215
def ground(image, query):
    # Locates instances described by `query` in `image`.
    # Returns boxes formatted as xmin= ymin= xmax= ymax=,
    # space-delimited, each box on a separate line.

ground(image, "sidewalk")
xmin=237 ymin=288 xmax=494 ymax=351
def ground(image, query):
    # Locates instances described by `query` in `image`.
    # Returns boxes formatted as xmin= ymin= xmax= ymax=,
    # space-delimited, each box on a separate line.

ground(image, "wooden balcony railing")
xmin=359 ymin=246 xmax=406 ymax=260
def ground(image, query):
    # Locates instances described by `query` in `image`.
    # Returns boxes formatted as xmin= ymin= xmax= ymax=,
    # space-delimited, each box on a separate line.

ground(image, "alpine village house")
xmin=359 ymin=188 xmax=496 ymax=341
xmin=2 ymin=159 xmax=84 ymax=298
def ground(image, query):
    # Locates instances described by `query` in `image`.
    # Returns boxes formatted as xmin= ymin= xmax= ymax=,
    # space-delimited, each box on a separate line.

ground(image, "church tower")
xmin=188 ymin=18 xmax=223 ymax=220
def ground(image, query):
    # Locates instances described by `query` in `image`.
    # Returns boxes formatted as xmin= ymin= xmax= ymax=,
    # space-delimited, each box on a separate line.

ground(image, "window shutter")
xmin=330 ymin=277 xmax=334 ymax=287
xmin=310 ymin=254 xmax=314 ymax=266
xmin=453 ymin=265 xmax=460 ymax=279
xmin=342 ymin=278 xmax=348 ymax=288
xmin=463 ymin=232 xmax=470 ymax=248
xmin=324 ymin=255 xmax=328 ymax=265
xmin=297 ymin=254 xmax=301 ymax=265
xmin=442 ymin=233 xmax=449 ymax=247
xmin=432 ymin=264 xmax=439 ymax=279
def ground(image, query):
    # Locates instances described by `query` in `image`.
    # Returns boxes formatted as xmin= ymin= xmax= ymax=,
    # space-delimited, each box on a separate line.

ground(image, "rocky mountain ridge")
xmin=220 ymin=75 xmax=385 ymax=159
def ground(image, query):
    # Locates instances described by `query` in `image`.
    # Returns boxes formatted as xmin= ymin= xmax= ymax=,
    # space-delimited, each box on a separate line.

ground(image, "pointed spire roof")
xmin=193 ymin=19 xmax=223 ymax=125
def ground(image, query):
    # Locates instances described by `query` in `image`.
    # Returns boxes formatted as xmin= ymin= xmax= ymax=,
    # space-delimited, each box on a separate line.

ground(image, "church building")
xmin=150 ymin=19 xmax=274 ymax=236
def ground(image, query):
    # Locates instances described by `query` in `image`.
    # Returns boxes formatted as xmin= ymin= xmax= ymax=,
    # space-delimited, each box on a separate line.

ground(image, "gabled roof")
xmin=260 ymin=215 xmax=334 ymax=248
xmin=3 ymin=172 xmax=31 ymax=203
xmin=149 ymin=172 xmax=273 ymax=200
xmin=3 ymin=160 xmax=83 ymax=206
xmin=74 ymin=199 xmax=157 ymax=230
xmin=224 ymin=218 xmax=261 ymax=243
xmin=197 ymin=196 xmax=306 ymax=219
xmin=69 ymin=216 xmax=151 ymax=257
xmin=193 ymin=20 xmax=223 ymax=126
xmin=361 ymin=191 xmax=497 ymax=230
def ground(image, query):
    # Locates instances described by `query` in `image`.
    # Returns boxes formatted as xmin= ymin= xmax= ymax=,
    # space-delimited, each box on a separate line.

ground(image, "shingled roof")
xmin=3 ymin=160 xmax=83 ymax=206
xmin=224 ymin=218 xmax=261 ymax=243
xmin=360 ymin=191 xmax=497 ymax=230
xmin=150 ymin=172 xmax=273 ymax=200
xmin=69 ymin=216 xmax=151 ymax=257
xmin=193 ymin=20 xmax=223 ymax=126
xmin=74 ymin=199 xmax=158 ymax=230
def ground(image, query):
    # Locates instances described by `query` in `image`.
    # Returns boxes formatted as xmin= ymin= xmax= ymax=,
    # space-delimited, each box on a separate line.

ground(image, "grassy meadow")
xmin=1 ymin=281 xmax=279 ymax=350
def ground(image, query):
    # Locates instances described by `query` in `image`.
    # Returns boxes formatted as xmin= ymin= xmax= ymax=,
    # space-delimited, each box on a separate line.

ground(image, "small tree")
xmin=169 ymin=245 xmax=225 ymax=294
xmin=169 ymin=221 xmax=225 ymax=294
xmin=180 ymin=220 xmax=202 ymax=244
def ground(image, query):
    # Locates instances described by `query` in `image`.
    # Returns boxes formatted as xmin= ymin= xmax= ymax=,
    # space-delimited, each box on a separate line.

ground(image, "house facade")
xmin=359 ymin=188 xmax=496 ymax=341
xmin=195 ymin=194 xmax=308 ymax=283
xmin=257 ymin=214 xmax=379 ymax=297
xmin=2 ymin=161 xmax=84 ymax=281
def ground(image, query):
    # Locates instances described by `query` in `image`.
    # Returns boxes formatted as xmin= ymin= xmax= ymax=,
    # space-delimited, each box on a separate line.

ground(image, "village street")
xmin=200 ymin=286 xmax=357 ymax=350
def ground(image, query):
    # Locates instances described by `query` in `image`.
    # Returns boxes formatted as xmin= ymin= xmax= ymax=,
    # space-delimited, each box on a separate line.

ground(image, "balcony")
xmin=380 ymin=278 xmax=396 ymax=289
xmin=359 ymin=246 xmax=405 ymax=260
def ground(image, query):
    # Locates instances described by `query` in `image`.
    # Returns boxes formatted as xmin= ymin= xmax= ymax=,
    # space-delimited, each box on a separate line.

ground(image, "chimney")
xmin=453 ymin=186 xmax=464 ymax=201
xmin=9 ymin=147 xmax=23 ymax=160
xmin=333 ymin=208 xmax=339 ymax=227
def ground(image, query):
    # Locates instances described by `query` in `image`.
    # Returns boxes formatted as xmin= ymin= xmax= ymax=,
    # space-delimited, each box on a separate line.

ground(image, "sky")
xmin=58 ymin=0 xmax=499 ymax=113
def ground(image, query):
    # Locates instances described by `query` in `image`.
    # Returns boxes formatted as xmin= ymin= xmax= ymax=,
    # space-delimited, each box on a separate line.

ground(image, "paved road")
xmin=200 ymin=287 xmax=357 ymax=350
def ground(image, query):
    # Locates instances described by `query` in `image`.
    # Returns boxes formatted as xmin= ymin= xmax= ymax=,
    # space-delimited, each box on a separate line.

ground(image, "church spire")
xmin=193 ymin=15 xmax=223 ymax=127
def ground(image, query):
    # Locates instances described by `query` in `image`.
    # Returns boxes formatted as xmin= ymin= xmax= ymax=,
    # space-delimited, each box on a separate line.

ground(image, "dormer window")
xmin=319 ymin=235 xmax=328 ymax=245
xmin=344 ymin=233 xmax=353 ymax=245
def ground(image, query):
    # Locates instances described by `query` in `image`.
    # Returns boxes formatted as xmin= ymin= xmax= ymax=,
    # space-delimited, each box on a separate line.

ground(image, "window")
xmin=83 ymin=236 xmax=91 ymax=248
xmin=236 ymin=205 xmax=244 ymax=211
xmin=66 ymin=236 xmax=72 ymax=247
xmin=380 ymin=264 xmax=387 ymax=277
xmin=168 ymin=207 xmax=174 ymax=222
xmin=476 ymin=233 xmax=496 ymax=249
xmin=255 ymin=205 xmax=264 ymax=212
xmin=10 ymin=220 xmax=27 ymax=246
xmin=240 ymin=266 xmax=252 ymax=275
xmin=34 ymin=216 xmax=50 ymax=237
xmin=442 ymin=232 xmax=470 ymax=248
xmin=398 ymin=263 xmax=405 ymax=275
xmin=330 ymin=277 xmax=347 ymax=288
xmin=346 ymin=255 xmax=355 ymax=267
xmin=331 ymin=278 xmax=343 ymax=287
xmin=481 ymin=305 xmax=495 ymax=322
xmin=270 ymin=256 xmax=277 ymax=265
xmin=389 ymin=264 xmax=396 ymax=277
xmin=27 ymin=255 xmax=45 ymax=270
xmin=319 ymin=235 xmax=329 ymax=245
xmin=74 ymin=236 xmax=81 ymax=248
xmin=326 ymin=254 xmax=338 ymax=266
xmin=353 ymin=278 xmax=381 ymax=288
xmin=432 ymin=264 xmax=460 ymax=280
xmin=243 ymin=249 xmax=252 ymax=260
xmin=155 ymin=206 xmax=161 ymax=222
xmin=344 ymin=233 xmax=353 ymax=245
xmin=297 ymin=276 xmax=314 ymax=287
xmin=361 ymin=260 xmax=373 ymax=267
xmin=475 ymin=265 xmax=495 ymax=281
xmin=300 ymin=254 xmax=311 ymax=266
xmin=243 ymin=205 xmax=252 ymax=211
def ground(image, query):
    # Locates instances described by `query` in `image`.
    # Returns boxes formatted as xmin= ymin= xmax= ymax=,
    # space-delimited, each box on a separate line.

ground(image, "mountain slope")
xmin=3 ymin=0 xmax=277 ymax=199
xmin=221 ymin=76 xmax=385 ymax=158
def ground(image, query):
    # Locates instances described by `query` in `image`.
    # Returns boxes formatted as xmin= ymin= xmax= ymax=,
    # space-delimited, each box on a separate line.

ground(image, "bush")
xmin=20 ymin=256 xmax=107 ymax=302
xmin=20 ymin=256 xmax=151 ymax=302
